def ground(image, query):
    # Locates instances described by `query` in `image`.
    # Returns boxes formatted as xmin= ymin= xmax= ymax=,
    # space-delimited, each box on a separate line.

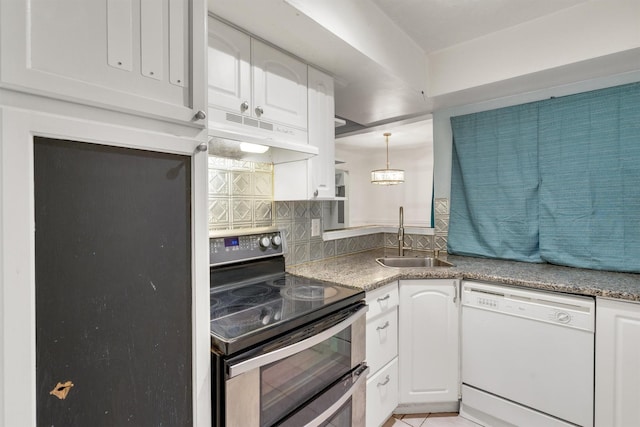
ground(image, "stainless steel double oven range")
xmin=209 ymin=229 xmax=367 ymax=427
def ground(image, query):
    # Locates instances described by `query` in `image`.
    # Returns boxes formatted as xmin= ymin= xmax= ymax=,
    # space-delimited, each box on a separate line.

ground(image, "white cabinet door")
xmin=595 ymin=298 xmax=640 ymax=427
xmin=0 ymin=0 xmax=206 ymax=126
xmin=252 ymin=39 xmax=308 ymax=130
xmin=399 ymin=279 xmax=459 ymax=405
xmin=207 ymin=18 xmax=251 ymax=115
xmin=307 ymin=67 xmax=335 ymax=199
xmin=274 ymin=67 xmax=334 ymax=200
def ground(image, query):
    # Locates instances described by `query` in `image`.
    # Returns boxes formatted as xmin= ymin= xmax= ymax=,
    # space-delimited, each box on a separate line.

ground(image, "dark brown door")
xmin=34 ymin=137 xmax=192 ymax=426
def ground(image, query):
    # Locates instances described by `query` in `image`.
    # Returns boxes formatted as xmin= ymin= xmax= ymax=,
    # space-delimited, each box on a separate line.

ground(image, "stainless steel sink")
xmin=376 ymin=256 xmax=455 ymax=268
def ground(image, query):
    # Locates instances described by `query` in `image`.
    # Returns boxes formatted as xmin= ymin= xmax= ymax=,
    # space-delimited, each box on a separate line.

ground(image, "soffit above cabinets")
xmin=208 ymin=0 xmax=640 ymax=128
xmin=208 ymin=0 xmax=431 ymax=127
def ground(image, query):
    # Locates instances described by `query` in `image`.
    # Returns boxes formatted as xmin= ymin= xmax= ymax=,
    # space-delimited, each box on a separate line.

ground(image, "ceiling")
xmin=370 ymin=0 xmax=587 ymax=54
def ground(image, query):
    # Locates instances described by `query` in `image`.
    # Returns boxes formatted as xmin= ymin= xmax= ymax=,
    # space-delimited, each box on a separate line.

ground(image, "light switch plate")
xmin=311 ymin=218 xmax=320 ymax=237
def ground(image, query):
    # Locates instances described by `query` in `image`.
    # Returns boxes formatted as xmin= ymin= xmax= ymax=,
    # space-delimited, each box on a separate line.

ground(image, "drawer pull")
xmin=377 ymin=375 xmax=390 ymax=387
xmin=376 ymin=321 xmax=390 ymax=331
xmin=377 ymin=294 xmax=391 ymax=302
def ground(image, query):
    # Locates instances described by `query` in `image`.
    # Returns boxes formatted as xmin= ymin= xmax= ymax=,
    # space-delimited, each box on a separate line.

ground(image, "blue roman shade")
xmin=449 ymin=103 xmax=542 ymax=263
xmin=538 ymin=83 xmax=640 ymax=272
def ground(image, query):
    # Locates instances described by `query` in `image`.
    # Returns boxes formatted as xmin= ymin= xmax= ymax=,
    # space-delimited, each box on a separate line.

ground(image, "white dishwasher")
xmin=460 ymin=281 xmax=595 ymax=427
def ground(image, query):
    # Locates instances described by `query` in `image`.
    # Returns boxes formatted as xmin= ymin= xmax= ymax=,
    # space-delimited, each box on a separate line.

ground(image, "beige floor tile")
xmin=427 ymin=413 xmax=459 ymax=418
xmin=399 ymin=413 xmax=428 ymax=427
xmin=382 ymin=416 xmax=410 ymax=427
xmin=423 ymin=414 xmax=482 ymax=426
xmin=383 ymin=413 xmax=482 ymax=427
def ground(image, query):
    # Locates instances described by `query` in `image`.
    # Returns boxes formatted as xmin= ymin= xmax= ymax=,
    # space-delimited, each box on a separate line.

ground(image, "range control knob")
xmin=271 ymin=235 xmax=282 ymax=247
xmin=259 ymin=236 xmax=271 ymax=248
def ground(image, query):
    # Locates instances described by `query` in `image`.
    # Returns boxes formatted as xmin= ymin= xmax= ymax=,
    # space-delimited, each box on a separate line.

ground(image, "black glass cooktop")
xmin=209 ymin=259 xmax=364 ymax=355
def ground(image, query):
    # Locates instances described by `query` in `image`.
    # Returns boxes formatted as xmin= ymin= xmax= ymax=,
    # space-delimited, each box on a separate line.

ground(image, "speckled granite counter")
xmin=286 ymin=249 xmax=640 ymax=302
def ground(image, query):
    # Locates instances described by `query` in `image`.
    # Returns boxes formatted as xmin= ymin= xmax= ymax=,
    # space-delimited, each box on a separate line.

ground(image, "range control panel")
xmin=209 ymin=230 xmax=284 ymax=266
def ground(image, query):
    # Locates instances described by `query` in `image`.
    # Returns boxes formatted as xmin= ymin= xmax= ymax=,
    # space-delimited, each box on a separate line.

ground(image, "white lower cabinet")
xmin=367 ymin=358 xmax=399 ymax=427
xmin=595 ymin=298 xmax=640 ymax=427
xmin=366 ymin=282 xmax=399 ymax=427
xmin=366 ymin=307 xmax=398 ymax=375
xmin=398 ymin=279 xmax=460 ymax=411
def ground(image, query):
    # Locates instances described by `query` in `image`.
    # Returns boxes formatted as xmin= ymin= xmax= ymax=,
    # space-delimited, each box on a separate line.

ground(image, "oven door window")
xmin=320 ymin=400 xmax=352 ymax=427
xmin=260 ymin=327 xmax=352 ymax=427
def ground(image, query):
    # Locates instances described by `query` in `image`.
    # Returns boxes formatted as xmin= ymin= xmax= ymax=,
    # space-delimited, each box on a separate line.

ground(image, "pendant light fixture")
xmin=371 ymin=132 xmax=405 ymax=185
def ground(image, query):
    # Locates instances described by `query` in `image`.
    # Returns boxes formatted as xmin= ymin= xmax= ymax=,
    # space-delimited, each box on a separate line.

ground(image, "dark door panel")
xmin=34 ymin=138 xmax=193 ymax=426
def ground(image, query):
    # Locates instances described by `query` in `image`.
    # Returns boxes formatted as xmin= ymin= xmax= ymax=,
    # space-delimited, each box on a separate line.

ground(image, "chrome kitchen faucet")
xmin=398 ymin=206 xmax=411 ymax=256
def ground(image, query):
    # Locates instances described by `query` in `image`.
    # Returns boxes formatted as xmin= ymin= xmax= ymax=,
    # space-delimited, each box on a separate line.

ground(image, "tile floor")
xmin=383 ymin=412 xmax=482 ymax=427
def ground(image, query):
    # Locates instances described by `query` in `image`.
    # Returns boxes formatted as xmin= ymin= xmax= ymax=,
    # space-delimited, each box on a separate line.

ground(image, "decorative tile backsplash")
xmin=275 ymin=201 xmax=389 ymax=265
xmin=208 ymin=156 xmax=274 ymax=232
xmin=207 ymin=156 xmax=449 ymax=265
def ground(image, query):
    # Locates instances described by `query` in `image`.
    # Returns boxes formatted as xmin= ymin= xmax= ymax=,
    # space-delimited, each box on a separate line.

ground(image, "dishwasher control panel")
xmin=462 ymin=281 xmax=595 ymax=332
xmin=476 ymin=296 xmax=499 ymax=309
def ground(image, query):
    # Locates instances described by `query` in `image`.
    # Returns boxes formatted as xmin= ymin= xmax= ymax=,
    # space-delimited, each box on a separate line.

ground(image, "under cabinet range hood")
xmin=208 ymin=113 xmax=318 ymax=164
xmin=208 ymin=132 xmax=318 ymax=164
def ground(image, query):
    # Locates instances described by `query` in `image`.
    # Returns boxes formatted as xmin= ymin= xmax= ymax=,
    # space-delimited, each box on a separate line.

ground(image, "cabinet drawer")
xmin=367 ymin=357 xmax=399 ymax=427
xmin=366 ymin=283 xmax=399 ymax=319
xmin=366 ymin=307 xmax=398 ymax=374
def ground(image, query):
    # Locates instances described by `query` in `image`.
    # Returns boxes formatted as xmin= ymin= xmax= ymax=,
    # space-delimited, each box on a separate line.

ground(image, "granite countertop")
xmin=286 ymin=248 xmax=640 ymax=302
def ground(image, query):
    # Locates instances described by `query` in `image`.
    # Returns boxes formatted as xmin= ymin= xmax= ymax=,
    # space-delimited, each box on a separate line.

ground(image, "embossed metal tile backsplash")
xmin=208 ymin=156 xmax=274 ymax=232
xmin=207 ymin=157 xmax=446 ymax=265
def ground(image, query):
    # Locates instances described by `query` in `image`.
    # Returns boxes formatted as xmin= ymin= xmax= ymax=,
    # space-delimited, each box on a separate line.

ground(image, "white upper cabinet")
xmin=0 ymin=0 xmax=207 ymax=127
xmin=307 ymin=66 xmax=335 ymax=199
xmin=274 ymin=66 xmax=335 ymax=200
xmin=207 ymin=18 xmax=251 ymax=115
xmin=251 ymin=40 xmax=308 ymax=130
xmin=207 ymin=17 xmax=308 ymax=136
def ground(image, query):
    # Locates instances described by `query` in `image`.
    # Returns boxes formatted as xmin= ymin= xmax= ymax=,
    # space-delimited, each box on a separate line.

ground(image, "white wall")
xmin=284 ymin=0 xmax=427 ymax=91
xmin=433 ymin=70 xmax=640 ymax=199
xmin=336 ymin=143 xmax=433 ymax=227
xmin=428 ymin=0 xmax=640 ymax=97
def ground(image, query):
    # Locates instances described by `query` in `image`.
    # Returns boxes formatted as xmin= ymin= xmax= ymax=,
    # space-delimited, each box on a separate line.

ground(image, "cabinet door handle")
xmin=377 ymin=375 xmax=390 ymax=387
xmin=240 ymin=101 xmax=249 ymax=112
xmin=377 ymin=294 xmax=391 ymax=302
xmin=376 ymin=321 xmax=390 ymax=331
xmin=255 ymin=106 xmax=264 ymax=116
xmin=453 ymin=282 xmax=458 ymax=303
xmin=194 ymin=110 xmax=206 ymax=120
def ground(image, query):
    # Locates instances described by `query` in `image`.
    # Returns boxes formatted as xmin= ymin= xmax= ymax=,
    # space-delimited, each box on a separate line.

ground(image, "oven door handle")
xmin=228 ymin=305 xmax=367 ymax=378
